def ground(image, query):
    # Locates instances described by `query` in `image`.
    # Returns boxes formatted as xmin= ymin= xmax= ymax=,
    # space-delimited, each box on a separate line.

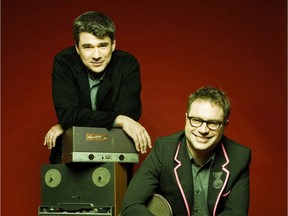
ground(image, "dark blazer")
xmin=52 ymin=46 xmax=142 ymax=130
xmin=121 ymin=131 xmax=251 ymax=216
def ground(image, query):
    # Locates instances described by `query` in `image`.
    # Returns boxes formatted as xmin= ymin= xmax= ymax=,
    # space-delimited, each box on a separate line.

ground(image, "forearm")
xmin=56 ymin=107 xmax=118 ymax=130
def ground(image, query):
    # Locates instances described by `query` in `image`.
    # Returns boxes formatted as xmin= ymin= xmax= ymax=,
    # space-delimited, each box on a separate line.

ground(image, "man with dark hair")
xmin=121 ymin=86 xmax=251 ymax=216
xmin=44 ymin=11 xmax=151 ymax=163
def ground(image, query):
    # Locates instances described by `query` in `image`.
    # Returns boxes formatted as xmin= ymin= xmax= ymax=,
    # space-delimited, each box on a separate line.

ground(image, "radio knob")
xmin=88 ymin=154 xmax=94 ymax=160
xmin=119 ymin=154 xmax=125 ymax=161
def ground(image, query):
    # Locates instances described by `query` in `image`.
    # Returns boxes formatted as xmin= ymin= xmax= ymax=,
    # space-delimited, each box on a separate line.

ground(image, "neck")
xmin=186 ymin=141 xmax=216 ymax=166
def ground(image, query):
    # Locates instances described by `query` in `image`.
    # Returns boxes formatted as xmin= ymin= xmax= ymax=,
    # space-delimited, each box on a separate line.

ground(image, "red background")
xmin=2 ymin=0 xmax=287 ymax=215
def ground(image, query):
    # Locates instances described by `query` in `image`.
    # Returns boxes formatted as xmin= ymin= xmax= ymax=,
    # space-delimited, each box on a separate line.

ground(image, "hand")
xmin=114 ymin=115 xmax=152 ymax=154
xmin=44 ymin=124 xmax=64 ymax=149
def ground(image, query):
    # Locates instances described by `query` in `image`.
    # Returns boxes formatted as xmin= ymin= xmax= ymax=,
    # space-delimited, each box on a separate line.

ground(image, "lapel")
xmin=208 ymin=142 xmax=230 ymax=216
xmin=75 ymin=64 xmax=112 ymax=110
xmin=173 ymin=139 xmax=193 ymax=216
xmin=96 ymin=76 xmax=112 ymax=109
xmin=76 ymin=67 xmax=92 ymax=109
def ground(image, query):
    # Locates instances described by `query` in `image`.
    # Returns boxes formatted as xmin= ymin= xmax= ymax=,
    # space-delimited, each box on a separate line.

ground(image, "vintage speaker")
xmin=40 ymin=162 xmax=128 ymax=215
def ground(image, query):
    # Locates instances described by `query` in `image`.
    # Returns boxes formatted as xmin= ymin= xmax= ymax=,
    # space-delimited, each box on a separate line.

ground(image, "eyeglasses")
xmin=187 ymin=116 xmax=223 ymax=131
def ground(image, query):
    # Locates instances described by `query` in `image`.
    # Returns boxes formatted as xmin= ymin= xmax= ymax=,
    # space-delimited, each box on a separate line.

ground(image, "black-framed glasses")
xmin=187 ymin=116 xmax=223 ymax=131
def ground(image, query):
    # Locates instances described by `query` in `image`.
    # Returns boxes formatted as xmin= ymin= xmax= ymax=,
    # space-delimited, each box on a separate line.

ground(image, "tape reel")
xmin=41 ymin=163 xmax=115 ymax=208
xmin=92 ymin=167 xmax=111 ymax=187
xmin=44 ymin=168 xmax=62 ymax=188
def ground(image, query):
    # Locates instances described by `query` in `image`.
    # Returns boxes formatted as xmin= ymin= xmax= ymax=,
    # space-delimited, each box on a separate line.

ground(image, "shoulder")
xmin=52 ymin=46 xmax=84 ymax=75
xmin=221 ymin=136 xmax=251 ymax=164
xmin=144 ymin=131 xmax=185 ymax=166
xmin=54 ymin=46 xmax=81 ymax=64
xmin=157 ymin=130 xmax=185 ymax=142
xmin=222 ymin=136 xmax=251 ymax=153
xmin=153 ymin=131 xmax=185 ymax=151
xmin=111 ymin=50 xmax=139 ymax=65
xmin=55 ymin=46 xmax=77 ymax=57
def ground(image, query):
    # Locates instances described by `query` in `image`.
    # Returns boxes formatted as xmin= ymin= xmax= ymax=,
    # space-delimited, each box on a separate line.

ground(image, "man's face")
xmin=185 ymin=100 xmax=226 ymax=154
xmin=76 ymin=32 xmax=115 ymax=73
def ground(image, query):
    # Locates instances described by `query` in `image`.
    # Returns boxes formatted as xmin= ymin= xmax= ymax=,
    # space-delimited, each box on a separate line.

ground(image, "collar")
xmin=185 ymin=138 xmax=216 ymax=167
xmin=87 ymin=69 xmax=106 ymax=81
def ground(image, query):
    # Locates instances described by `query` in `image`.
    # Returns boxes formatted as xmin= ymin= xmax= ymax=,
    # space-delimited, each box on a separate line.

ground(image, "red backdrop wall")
xmin=2 ymin=0 xmax=287 ymax=215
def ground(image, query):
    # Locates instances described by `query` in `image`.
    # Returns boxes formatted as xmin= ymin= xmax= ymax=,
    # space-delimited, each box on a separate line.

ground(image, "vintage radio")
xmin=61 ymin=127 xmax=139 ymax=163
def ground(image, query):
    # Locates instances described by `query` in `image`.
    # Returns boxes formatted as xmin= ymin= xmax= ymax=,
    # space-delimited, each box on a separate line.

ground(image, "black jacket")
xmin=122 ymin=131 xmax=251 ymax=216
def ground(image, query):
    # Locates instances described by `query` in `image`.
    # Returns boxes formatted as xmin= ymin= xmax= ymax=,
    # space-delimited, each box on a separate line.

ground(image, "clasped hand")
xmin=43 ymin=124 xmax=64 ymax=149
xmin=114 ymin=115 xmax=152 ymax=154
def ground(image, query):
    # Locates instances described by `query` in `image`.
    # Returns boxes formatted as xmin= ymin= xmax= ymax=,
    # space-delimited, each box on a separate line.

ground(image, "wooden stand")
xmin=114 ymin=163 xmax=128 ymax=215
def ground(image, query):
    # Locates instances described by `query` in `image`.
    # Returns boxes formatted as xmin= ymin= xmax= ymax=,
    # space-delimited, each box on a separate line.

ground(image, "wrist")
xmin=113 ymin=115 xmax=125 ymax=127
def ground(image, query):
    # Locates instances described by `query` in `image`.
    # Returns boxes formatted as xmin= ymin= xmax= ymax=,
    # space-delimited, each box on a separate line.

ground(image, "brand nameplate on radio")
xmin=86 ymin=133 xmax=108 ymax=141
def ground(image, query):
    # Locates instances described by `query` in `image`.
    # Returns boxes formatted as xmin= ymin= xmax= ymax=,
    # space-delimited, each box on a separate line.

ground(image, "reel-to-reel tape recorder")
xmin=39 ymin=163 xmax=115 ymax=216
xmin=38 ymin=126 xmax=139 ymax=216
